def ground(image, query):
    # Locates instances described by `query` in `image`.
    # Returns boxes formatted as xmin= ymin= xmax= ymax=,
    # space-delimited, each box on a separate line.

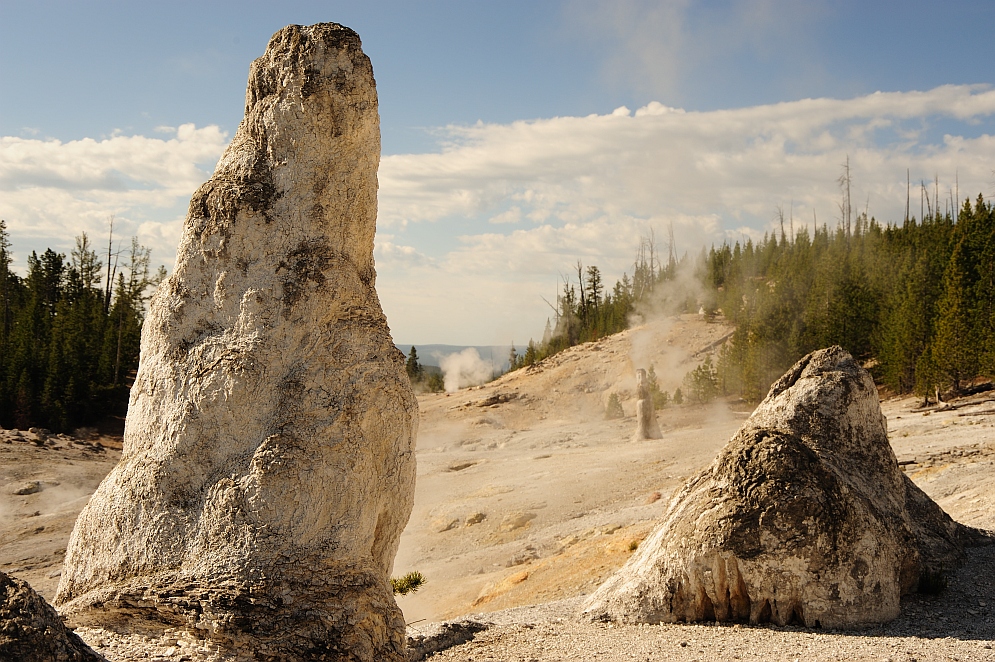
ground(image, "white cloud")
xmin=378 ymin=85 xmax=995 ymax=238
xmin=376 ymin=84 xmax=995 ymax=343
xmin=0 ymin=123 xmax=227 ymax=270
xmin=561 ymin=0 xmax=828 ymax=102
xmin=3 ymin=86 xmax=994 ymax=346
xmin=375 ymin=236 xmax=432 ymax=267
xmin=488 ymin=206 xmax=522 ymax=224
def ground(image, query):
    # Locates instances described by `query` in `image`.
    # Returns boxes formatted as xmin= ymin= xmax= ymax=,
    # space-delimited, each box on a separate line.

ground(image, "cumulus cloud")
xmin=375 ymin=235 xmax=433 ymax=267
xmin=0 ymin=123 xmax=227 ymax=270
xmin=376 ymin=84 xmax=995 ymax=343
xmin=3 ymin=85 xmax=994 ymax=346
xmin=379 ymin=85 xmax=995 ymax=239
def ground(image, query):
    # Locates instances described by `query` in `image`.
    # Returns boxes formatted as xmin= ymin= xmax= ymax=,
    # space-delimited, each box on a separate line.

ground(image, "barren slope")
xmin=391 ymin=314 xmax=745 ymax=622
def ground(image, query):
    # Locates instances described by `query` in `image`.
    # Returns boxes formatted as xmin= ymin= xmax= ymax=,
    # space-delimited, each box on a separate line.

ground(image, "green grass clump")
xmin=391 ymin=571 xmax=426 ymax=596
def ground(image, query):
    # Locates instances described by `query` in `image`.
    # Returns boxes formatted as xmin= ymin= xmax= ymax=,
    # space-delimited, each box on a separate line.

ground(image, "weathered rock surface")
xmin=0 ymin=571 xmax=105 ymax=662
xmin=583 ymin=346 xmax=982 ymax=628
xmin=633 ymin=368 xmax=662 ymax=441
xmin=55 ymin=23 xmax=417 ymax=661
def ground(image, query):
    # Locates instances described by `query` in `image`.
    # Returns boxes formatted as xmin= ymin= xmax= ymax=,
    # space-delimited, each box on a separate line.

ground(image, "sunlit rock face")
xmin=55 ymin=23 xmax=417 ymax=661
xmin=583 ymin=346 xmax=979 ymax=629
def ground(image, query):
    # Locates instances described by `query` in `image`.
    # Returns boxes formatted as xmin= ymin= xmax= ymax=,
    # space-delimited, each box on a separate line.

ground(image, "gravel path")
xmin=414 ymin=542 xmax=995 ymax=662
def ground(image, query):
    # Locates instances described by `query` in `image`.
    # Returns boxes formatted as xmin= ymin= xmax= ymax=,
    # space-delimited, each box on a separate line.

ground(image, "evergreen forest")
xmin=512 ymin=194 xmax=995 ymax=405
xmin=509 ymin=232 xmax=689 ymax=371
xmin=2 ymin=188 xmax=992 ymax=430
xmin=0 ymin=220 xmax=163 ymax=432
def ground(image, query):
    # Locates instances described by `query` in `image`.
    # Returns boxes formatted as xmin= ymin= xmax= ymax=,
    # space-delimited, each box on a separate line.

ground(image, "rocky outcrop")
xmin=55 ymin=23 xmax=417 ymax=661
xmin=0 ymin=572 xmax=105 ymax=662
xmin=583 ymin=346 xmax=980 ymax=628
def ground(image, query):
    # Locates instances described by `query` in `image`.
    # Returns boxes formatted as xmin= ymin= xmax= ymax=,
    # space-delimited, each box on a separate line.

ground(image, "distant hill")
xmin=395 ymin=344 xmax=513 ymax=371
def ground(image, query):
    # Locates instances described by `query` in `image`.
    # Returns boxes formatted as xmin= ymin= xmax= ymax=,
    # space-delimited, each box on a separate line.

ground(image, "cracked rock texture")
xmin=54 ymin=23 xmax=417 ymax=661
xmin=583 ymin=346 xmax=981 ymax=628
xmin=0 ymin=571 xmax=106 ymax=662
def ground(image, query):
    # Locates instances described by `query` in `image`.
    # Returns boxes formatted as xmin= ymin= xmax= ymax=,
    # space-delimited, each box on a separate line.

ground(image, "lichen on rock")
xmin=582 ymin=346 xmax=984 ymax=628
xmin=55 ymin=23 xmax=416 ymax=661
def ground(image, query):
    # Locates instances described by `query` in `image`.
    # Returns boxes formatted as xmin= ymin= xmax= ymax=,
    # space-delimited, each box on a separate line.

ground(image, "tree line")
xmin=708 ymin=194 xmax=995 ymax=403
xmin=0 ymin=220 xmax=163 ymax=432
xmin=405 ymin=346 xmax=445 ymax=393
xmin=511 ymin=192 xmax=994 ymax=406
xmin=510 ymin=231 xmax=689 ymax=371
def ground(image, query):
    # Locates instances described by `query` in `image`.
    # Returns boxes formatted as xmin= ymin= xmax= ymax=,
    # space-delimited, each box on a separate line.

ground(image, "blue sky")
xmin=2 ymin=1 xmax=994 ymax=344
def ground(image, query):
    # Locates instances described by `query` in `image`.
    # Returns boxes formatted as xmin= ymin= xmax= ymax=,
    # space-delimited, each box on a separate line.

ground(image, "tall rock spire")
xmin=56 ymin=23 xmax=417 ymax=661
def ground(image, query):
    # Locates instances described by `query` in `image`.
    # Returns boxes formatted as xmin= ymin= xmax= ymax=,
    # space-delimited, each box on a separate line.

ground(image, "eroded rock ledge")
xmin=583 ymin=346 xmax=986 ymax=628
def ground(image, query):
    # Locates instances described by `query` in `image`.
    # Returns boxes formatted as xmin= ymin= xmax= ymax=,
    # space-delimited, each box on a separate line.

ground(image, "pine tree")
xmin=0 ymin=220 xmax=18 ymax=415
xmin=684 ymin=355 xmax=719 ymax=404
xmin=932 ymin=197 xmax=985 ymax=391
xmin=0 ymin=232 xmax=162 ymax=431
xmin=405 ymin=346 xmax=423 ymax=382
xmin=604 ymin=392 xmax=624 ymax=419
xmin=523 ymin=339 xmax=538 ymax=367
xmin=426 ymin=371 xmax=445 ymax=393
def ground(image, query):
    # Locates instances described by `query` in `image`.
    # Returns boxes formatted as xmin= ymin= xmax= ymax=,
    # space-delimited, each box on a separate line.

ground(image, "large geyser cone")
xmin=583 ymin=346 xmax=981 ymax=628
xmin=56 ymin=23 xmax=417 ymax=661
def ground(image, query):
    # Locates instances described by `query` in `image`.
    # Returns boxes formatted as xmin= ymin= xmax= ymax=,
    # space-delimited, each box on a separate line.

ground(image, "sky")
xmin=1 ymin=1 xmax=994 ymax=345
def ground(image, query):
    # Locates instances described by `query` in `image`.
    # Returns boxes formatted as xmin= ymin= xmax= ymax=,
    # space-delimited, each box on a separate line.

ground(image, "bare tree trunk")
xmin=104 ymin=216 xmax=114 ymax=313
xmin=114 ymin=308 xmax=124 ymax=387
xmin=789 ymin=200 xmax=794 ymax=242
xmin=667 ymin=222 xmax=676 ymax=273
xmin=906 ymin=169 xmax=910 ymax=224
xmin=934 ymin=174 xmax=939 ymax=220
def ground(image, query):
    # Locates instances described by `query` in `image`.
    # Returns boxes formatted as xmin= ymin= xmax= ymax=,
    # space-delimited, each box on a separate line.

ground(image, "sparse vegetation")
xmin=404 ymin=346 xmax=445 ymax=393
xmin=645 ymin=365 xmax=669 ymax=409
xmin=509 ymin=231 xmax=689 ymax=372
xmin=683 ymin=355 xmax=719 ymax=404
xmin=604 ymin=392 xmax=624 ymax=419
xmin=391 ymin=570 xmax=426 ymax=596
xmin=628 ymin=540 xmax=639 ymax=551
xmin=425 ymin=371 xmax=445 ymax=393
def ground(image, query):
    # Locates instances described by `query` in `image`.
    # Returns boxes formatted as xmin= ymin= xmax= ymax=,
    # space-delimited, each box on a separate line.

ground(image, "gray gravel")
xmin=416 ymin=542 xmax=995 ymax=661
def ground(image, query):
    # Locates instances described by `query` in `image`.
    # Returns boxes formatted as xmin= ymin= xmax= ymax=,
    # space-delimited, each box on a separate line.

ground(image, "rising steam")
xmin=437 ymin=348 xmax=496 ymax=392
xmin=628 ymin=257 xmax=711 ymax=393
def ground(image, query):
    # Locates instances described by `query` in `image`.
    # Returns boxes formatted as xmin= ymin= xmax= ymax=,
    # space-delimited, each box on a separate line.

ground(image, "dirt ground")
xmin=1 ymin=314 xmax=993 ymax=660
xmin=0 ymin=429 xmax=121 ymax=600
xmin=392 ymin=317 xmax=995 ymax=626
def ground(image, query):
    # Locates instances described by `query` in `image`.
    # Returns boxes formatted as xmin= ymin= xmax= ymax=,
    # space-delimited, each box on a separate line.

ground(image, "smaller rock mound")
xmin=0 ymin=571 xmax=105 ymax=662
xmin=582 ymin=347 xmax=983 ymax=629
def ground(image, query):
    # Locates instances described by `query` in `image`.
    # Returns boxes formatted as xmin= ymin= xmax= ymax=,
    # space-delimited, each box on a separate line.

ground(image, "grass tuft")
xmin=391 ymin=571 xmax=427 ymax=596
